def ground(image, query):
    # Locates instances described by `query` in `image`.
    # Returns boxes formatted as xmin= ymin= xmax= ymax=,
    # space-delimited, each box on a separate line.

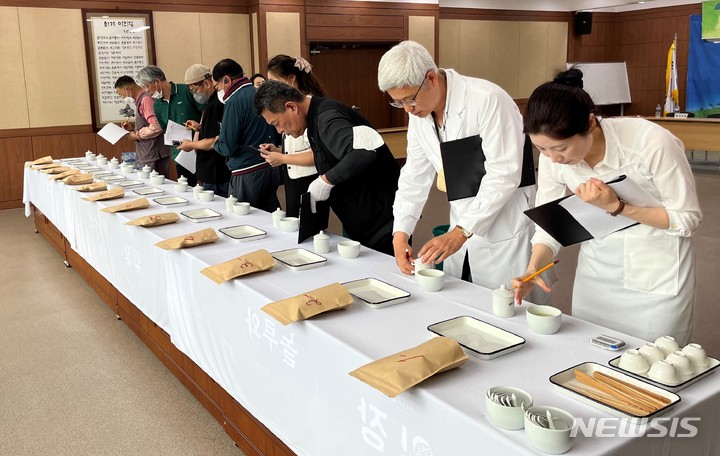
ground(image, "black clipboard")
xmin=523 ymin=175 xmax=635 ymax=247
xmin=298 ymin=192 xmax=330 ymax=243
xmin=439 ymin=135 xmax=486 ymax=201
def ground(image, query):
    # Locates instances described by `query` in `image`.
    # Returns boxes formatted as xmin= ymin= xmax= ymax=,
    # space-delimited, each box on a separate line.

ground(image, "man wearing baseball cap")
xmin=177 ymin=64 xmax=230 ymax=197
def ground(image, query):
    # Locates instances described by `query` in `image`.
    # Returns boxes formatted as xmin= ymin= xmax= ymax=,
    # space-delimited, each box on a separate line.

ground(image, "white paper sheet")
xmin=164 ymin=119 xmax=193 ymax=146
xmin=559 ymin=176 xmax=662 ymax=239
xmin=175 ymin=149 xmax=197 ymax=174
xmin=97 ymin=122 xmax=130 ymax=145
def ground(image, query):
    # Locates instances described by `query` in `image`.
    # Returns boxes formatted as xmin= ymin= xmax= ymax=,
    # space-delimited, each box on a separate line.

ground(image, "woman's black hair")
xmin=251 ymin=73 xmax=266 ymax=83
xmin=524 ymin=68 xmax=597 ymax=139
xmin=266 ymin=54 xmax=326 ymax=97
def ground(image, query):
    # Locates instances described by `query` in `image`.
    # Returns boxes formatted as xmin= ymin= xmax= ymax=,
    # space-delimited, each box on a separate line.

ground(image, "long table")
xmin=23 ymin=162 xmax=720 ymax=455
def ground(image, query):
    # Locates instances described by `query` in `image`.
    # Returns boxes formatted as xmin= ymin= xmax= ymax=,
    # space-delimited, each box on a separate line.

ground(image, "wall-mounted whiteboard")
xmin=566 ymin=62 xmax=631 ymax=105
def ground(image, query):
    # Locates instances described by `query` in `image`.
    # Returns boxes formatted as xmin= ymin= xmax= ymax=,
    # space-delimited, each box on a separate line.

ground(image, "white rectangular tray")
xmin=75 ymin=165 xmax=101 ymax=171
xmin=342 ymin=278 xmax=410 ymax=309
xmin=154 ymin=196 xmax=189 ymax=207
xmin=271 ymin=248 xmax=326 ymax=270
xmin=134 ymin=187 xmax=165 ymax=196
xmin=118 ymin=179 xmax=144 ymax=189
xmin=550 ymin=362 xmax=681 ymax=419
xmin=90 ymin=170 xmax=114 ymax=177
xmin=220 ymin=225 xmax=267 ymax=243
xmin=427 ymin=316 xmax=525 ymax=360
xmin=101 ymin=175 xmax=127 ymax=182
xmin=608 ymin=354 xmax=719 ymax=392
xmin=181 ymin=208 xmax=222 ymax=223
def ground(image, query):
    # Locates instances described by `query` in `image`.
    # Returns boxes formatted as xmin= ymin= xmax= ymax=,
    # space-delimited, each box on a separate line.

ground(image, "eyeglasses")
xmin=389 ymin=75 xmax=428 ymax=109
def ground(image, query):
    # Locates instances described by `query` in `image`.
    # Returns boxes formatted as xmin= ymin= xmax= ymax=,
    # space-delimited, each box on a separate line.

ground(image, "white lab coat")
xmin=532 ymin=118 xmax=702 ymax=345
xmin=393 ymin=69 xmax=537 ymax=292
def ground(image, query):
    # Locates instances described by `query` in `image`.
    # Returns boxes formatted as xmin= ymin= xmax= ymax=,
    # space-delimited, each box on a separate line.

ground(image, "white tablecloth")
xmin=23 ymin=161 xmax=720 ymax=456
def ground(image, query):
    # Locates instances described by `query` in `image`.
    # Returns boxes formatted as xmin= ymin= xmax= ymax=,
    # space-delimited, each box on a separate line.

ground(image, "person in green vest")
xmin=136 ymin=65 xmax=203 ymax=186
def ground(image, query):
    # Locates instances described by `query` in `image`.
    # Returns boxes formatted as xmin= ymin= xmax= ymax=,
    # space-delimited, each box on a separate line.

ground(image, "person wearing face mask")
xmin=113 ymin=75 xmax=170 ymax=176
xmin=512 ymin=68 xmax=702 ymax=345
xmin=175 ymin=64 xmax=230 ymax=197
xmin=377 ymin=41 xmax=541 ymax=298
xmin=212 ymin=58 xmax=281 ymax=212
xmin=136 ymin=65 xmax=203 ymax=186
xmin=258 ymin=55 xmax=326 ymax=217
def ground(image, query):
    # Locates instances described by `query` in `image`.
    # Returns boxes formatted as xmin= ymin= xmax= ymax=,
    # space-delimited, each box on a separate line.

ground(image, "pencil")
xmin=515 ymin=260 xmax=559 ymax=287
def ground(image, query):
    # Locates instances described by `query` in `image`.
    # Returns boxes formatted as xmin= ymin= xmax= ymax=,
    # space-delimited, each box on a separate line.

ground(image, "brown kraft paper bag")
xmin=32 ymin=163 xmax=61 ymax=171
xmin=126 ymin=212 xmax=180 ymax=227
xmin=63 ymin=173 xmax=94 ymax=185
xmin=100 ymin=197 xmax=150 ymax=213
xmin=349 ymin=337 xmax=469 ymax=398
xmin=26 ymin=155 xmax=53 ymax=167
xmin=82 ymin=187 xmax=125 ymax=202
xmin=49 ymin=169 xmax=80 ymax=181
xmin=41 ymin=166 xmax=70 ymax=175
xmin=261 ymin=282 xmax=353 ymax=325
xmin=201 ymin=249 xmax=275 ymax=284
xmin=76 ymin=182 xmax=107 ymax=192
xmin=155 ymin=228 xmax=219 ymax=250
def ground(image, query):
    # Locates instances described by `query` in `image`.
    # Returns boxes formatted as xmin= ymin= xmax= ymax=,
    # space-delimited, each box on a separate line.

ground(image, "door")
xmin=308 ymin=43 xmax=407 ymax=130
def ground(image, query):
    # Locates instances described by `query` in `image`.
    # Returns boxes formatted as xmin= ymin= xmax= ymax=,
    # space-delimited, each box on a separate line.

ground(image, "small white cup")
xmin=618 ymin=349 xmax=651 ymax=374
xmin=199 ymin=190 xmax=215 ymax=202
xmin=138 ymin=170 xmax=150 ymax=179
xmin=174 ymin=182 xmax=188 ymax=193
xmin=108 ymin=162 xmax=119 ymax=170
xmin=655 ymin=335 xmax=680 ymax=357
xmin=313 ymin=231 xmax=330 ymax=254
xmin=492 ymin=284 xmax=515 ymax=318
xmin=279 ymin=216 xmax=299 ymax=232
xmin=121 ymin=164 xmax=134 ymax=174
xmin=665 ymin=351 xmax=694 ymax=377
xmin=97 ymin=157 xmax=108 ymax=166
xmin=337 ymin=240 xmax=361 ymax=259
xmin=682 ymin=343 xmax=709 ymax=370
xmin=526 ymin=305 xmax=562 ymax=335
xmin=413 ymin=257 xmax=434 ymax=274
xmin=192 ymin=184 xmax=203 ymax=200
xmin=150 ymin=175 xmax=165 ymax=186
xmin=648 ymin=360 xmax=680 ymax=384
xmin=233 ymin=202 xmax=250 ymax=215
xmin=225 ymin=195 xmax=238 ymax=213
xmin=416 ymin=269 xmax=445 ymax=292
xmin=272 ymin=208 xmax=286 ymax=228
xmin=638 ymin=343 xmax=665 ymax=366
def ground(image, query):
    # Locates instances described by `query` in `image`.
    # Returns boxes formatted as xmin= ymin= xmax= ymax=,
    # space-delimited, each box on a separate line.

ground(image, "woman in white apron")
xmin=513 ymin=68 xmax=702 ymax=345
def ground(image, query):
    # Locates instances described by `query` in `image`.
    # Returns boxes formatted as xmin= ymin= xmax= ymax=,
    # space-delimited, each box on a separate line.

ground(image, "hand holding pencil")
xmin=511 ymin=259 xmax=558 ymax=304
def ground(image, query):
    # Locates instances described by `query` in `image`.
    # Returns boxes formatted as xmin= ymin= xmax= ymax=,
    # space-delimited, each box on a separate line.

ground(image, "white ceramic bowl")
xmin=174 ymin=183 xmax=188 ymax=193
xmin=108 ymin=162 xmax=119 ymax=170
xmin=138 ymin=170 xmax=150 ymax=179
xmin=279 ymin=216 xmax=299 ymax=232
xmin=337 ymin=240 xmax=360 ymax=259
xmin=665 ymin=351 xmax=694 ymax=377
xmin=233 ymin=202 xmax=251 ymax=215
xmin=97 ymin=157 xmax=108 ymax=166
xmin=526 ymin=305 xmax=562 ymax=335
xmin=655 ymin=335 xmax=680 ymax=357
xmin=682 ymin=343 xmax=709 ymax=369
xmin=150 ymin=175 xmax=165 ymax=186
xmin=413 ymin=257 xmax=434 ymax=273
xmin=416 ymin=269 xmax=445 ymax=292
xmin=121 ymin=165 xmax=134 ymax=174
xmin=638 ymin=343 xmax=665 ymax=366
xmin=485 ymin=386 xmax=532 ymax=430
xmin=618 ymin=349 xmax=650 ymax=374
xmin=199 ymin=190 xmax=215 ymax=202
xmin=647 ymin=360 xmax=679 ymax=384
xmin=524 ymin=406 xmax=575 ymax=455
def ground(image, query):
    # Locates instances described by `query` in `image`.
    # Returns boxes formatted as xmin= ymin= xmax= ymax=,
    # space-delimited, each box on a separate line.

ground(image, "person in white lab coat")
xmin=513 ymin=68 xmax=702 ymax=345
xmin=377 ymin=41 xmax=539 ymax=294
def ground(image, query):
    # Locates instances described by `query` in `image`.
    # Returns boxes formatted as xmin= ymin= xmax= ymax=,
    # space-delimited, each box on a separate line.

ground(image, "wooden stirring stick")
xmin=593 ymin=371 xmax=671 ymax=405
xmin=575 ymin=370 xmax=656 ymax=414
xmin=566 ymin=384 xmax=650 ymax=416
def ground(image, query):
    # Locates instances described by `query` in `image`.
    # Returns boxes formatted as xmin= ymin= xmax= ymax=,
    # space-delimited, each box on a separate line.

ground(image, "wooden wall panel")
xmin=306 ymin=25 xmax=404 ymax=43
xmin=0 ymin=7 xmax=30 ymax=129
xmin=153 ymin=12 xmax=203 ymax=83
xmin=18 ymin=7 xmax=91 ymax=128
xmin=93 ymin=135 xmax=136 ymax=160
xmin=0 ymin=0 xmax=249 ymax=13
xmin=266 ymin=12 xmax=302 ymax=62
xmin=31 ymin=133 xmax=97 ymax=160
xmin=408 ymin=15 xmax=436 ymax=60
xmin=199 ymin=13 xmax=251 ymax=74
xmin=0 ymin=137 xmax=33 ymax=205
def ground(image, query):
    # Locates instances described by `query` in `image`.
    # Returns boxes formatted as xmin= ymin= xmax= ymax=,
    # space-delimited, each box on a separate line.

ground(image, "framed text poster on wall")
xmin=84 ymin=12 xmax=155 ymax=128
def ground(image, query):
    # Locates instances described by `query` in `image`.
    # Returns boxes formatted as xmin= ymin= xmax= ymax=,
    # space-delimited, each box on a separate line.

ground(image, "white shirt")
xmin=283 ymin=130 xmax=317 ymax=179
xmin=532 ymin=117 xmax=702 ymax=256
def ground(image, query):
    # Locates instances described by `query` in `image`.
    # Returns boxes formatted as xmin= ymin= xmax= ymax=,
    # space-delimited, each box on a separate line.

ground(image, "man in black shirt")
xmin=177 ymin=64 xmax=230 ymax=197
xmin=254 ymin=80 xmax=399 ymax=255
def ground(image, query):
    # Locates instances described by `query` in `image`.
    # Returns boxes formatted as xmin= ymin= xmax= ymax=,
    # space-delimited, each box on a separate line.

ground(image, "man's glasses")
xmin=389 ymin=75 xmax=428 ymax=109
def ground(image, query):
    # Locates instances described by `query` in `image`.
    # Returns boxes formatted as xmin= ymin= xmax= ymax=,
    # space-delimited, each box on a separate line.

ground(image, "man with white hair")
xmin=378 ymin=41 xmax=540 ymax=295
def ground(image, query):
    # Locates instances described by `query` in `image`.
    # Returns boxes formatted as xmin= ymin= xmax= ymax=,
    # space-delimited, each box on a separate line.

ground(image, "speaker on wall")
xmin=575 ymin=12 xmax=593 ymax=35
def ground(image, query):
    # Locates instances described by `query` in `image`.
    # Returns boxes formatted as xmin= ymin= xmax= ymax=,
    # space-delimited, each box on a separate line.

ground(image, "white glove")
xmin=308 ymin=175 xmax=334 ymax=213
